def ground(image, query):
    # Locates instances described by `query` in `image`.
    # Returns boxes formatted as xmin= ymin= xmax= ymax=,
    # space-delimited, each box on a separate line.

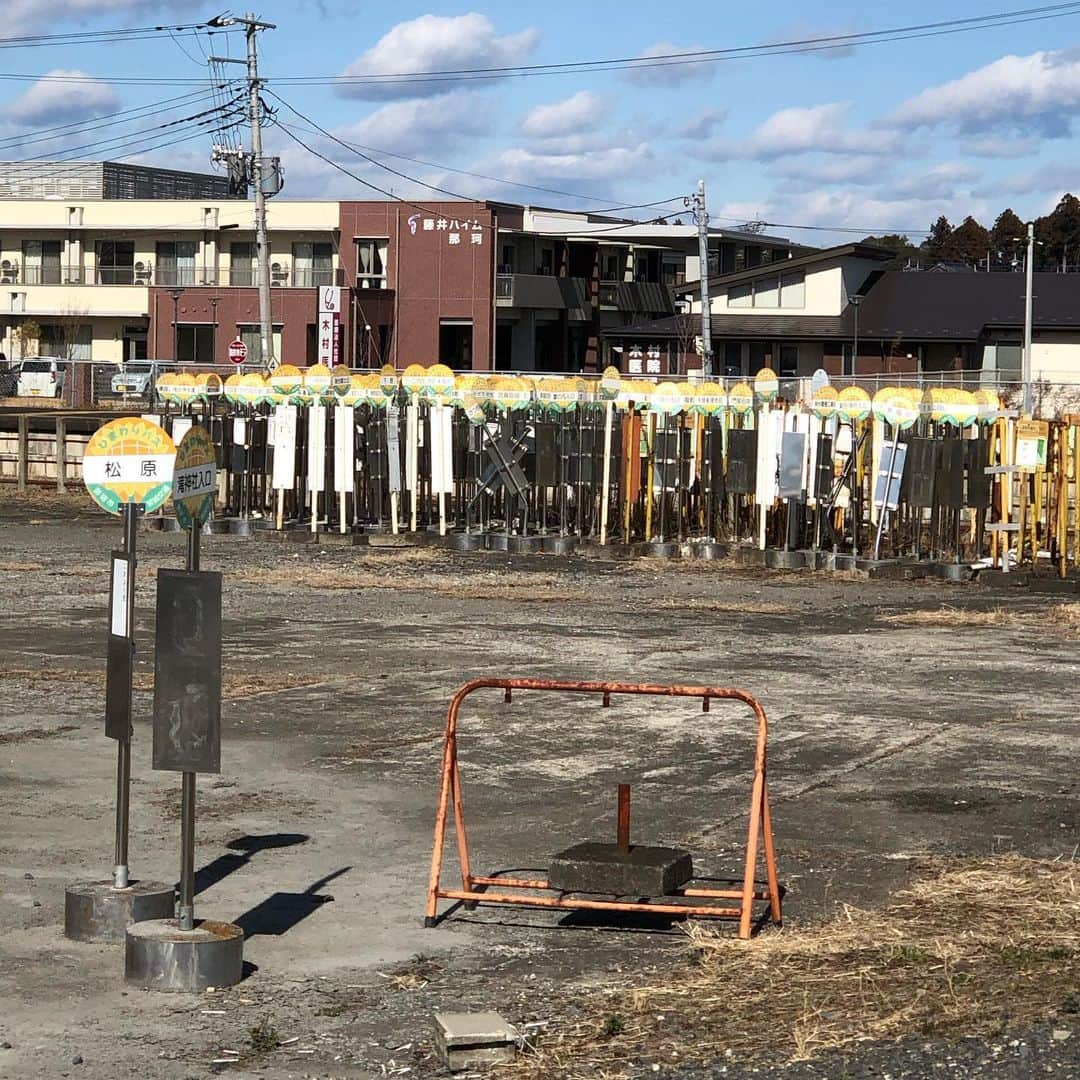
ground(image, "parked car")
xmin=16 ymin=357 xmax=66 ymax=398
xmin=111 ymin=361 xmax=164 ymax=400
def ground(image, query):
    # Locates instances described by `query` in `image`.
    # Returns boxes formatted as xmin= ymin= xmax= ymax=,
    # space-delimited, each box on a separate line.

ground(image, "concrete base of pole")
xmin=690 ymin=541 xmax=729 ymax=561
xmin=833 ymin=554 xmax=857 ymax=571
xmin=637 ymin=541 xmax=680 ymax=559
xmin=809 ymin=550 xmax=835 ymax=572
xmin=64 ymin=880 xmax=175 ymax=943
xmin=125 ymin=918 xmax=244 ymax=992
xmin=507 ymin=535 xmax=542 ymax=555
xmin=443 ymin=532 xmax=484 ymax=552
xmin=541 ymin=535 xmax=577 ymax=555
xmin=735 ymin=546 xmax=767 ymax=567
xmin=765 ymin=549 xmax=805 ymax=571
xmin=485 ymin=532 xmax=510 ymax=552
xmin=929 ymin=561 xmax=973 ymax=583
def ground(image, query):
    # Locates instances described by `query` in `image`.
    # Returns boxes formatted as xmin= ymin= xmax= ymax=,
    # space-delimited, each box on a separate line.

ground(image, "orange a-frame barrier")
xmin=424 ymin=678 xmax=782 ymax=939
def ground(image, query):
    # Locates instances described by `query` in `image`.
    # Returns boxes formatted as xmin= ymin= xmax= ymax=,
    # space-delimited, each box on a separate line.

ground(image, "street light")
xmin=849 ymin=294 xmax=862 ymax=378
xmin=170 ymin=288 xmax=184 ymax=363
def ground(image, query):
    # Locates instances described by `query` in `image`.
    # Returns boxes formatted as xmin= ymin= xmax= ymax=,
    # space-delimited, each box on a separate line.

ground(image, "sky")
xmin=2 ymin=1 xmax=1080 ymax=243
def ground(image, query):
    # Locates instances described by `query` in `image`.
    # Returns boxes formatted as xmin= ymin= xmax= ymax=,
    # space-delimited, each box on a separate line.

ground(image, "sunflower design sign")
xmin=83 ymin=417 xmax=176 ymax=515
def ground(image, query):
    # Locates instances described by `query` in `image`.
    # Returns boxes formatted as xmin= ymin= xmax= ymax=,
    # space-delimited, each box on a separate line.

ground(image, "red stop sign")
xmin=228 ymin=338 xmax=248 ymax=365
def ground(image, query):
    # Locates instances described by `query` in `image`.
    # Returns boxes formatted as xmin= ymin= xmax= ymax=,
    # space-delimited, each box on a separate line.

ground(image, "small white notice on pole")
xmin=271 ymin=405 xmax=297 ymax=490
xmin=110 ymin=554 xmax=130 ymax=638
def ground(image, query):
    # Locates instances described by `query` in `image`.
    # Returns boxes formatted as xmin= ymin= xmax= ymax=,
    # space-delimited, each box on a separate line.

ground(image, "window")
xmin=23 ymin=240 xmax=62 ymax=284
xmin=40 ymin=323 xmax=91 ymax=360
xmin=499 ymin=244 xmax=516 ymax=274
xmin=754 ymin=277 xmax=780 ymax=307
xmin=439 ymin=320 xmax=472 ymax=368
xmin=355 ymin=238 xmax=387 ymax=288
xmin=778 ymin=344 xmax=798 ymax=378
xmin=229 ymin=242 xmax=256 ymax=286
xmin=176 ymin=324 xmax=214 ymax=364
xmin=156 ymin=241 xmax=197 ymax=286
xmin=600 ymin=250 xmax=622 ymax=282
xmin=749 ymin=342 xmax=770 ymax=375
xmin=238 ymin=323 xmax=283 ymax=364
xmin=293 ymin=242 xmax=334 ymax=287
xmin=724 ymin=342 xmax=743 ymax=377
xmin=662 ymin=253 xmax=686 ymax=287
xmin=539 ymin=247 xmax=555 ymax=276
xmin=779 ymin=272 xmax=805 ymax=309
xmin=729 ymin=283 xmax=752 ymax=308
xmin=97 ymin=240 xmax=135 ymax=285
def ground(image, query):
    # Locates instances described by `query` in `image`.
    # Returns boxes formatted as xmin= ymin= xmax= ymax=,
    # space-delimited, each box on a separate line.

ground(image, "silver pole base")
xmin=64 ymin=880 xmax=175 ymax=943
xmin=125 ymin=918 xmax=244 ymax=992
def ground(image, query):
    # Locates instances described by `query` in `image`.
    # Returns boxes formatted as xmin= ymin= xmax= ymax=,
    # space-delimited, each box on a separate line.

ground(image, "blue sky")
xmin=3 ymin=1 xmax=1080 ymax=242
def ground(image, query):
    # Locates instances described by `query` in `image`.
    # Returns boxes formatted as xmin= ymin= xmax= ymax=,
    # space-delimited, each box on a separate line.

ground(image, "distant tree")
xmin=1036 ymin=193 xmax=1080 ymax=269
xmin=923 ymin=216 xmax=954 ymax=260
xmin=943 ymin=216 xmax=991 ymax=264
xmin=861 ymin=233 xmax=918 ymax=269
xmin=990 ymin=208 xmax=1026 ymax=269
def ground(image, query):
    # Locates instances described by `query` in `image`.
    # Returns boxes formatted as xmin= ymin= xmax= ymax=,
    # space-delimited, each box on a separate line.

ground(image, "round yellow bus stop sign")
xmin=172 ymin=425 xmax=218 ymax=529
xmin=83 ymin=417 xmax=176 ymax=515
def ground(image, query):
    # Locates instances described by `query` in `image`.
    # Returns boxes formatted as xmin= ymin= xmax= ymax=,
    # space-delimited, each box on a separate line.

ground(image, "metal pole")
xmin=695 ymin=180 xmax=714 ymax=380
xmin=113 ymin=501 xmax=138 ymax=889
xmin=1023 ymin=221 xmax=1034 ymax=415
xmin=177 ymin=521 xmax=200 ymax=930
xmin=247 ymin=14 xmax=276 ymax=371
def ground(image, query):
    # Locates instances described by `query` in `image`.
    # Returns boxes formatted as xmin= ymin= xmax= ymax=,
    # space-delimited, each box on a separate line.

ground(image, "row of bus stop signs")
xmin=61 ymin=414 xmax=788 ymax=996
xmin=66 ymin=417 xmax=243 ymax=991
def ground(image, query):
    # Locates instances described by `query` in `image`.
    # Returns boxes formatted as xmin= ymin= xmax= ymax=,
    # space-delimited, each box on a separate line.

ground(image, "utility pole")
xmin=689 ymin=180 xmax=713 ymax=379
xmin=210 ymin=12 xmax=278 ymax=370
xmin=1023 ymin=221 xmax=1034 ymax=415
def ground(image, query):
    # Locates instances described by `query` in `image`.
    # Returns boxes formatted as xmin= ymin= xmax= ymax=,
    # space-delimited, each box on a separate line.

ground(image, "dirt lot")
xmin=0 ymin=487 xmax=1077 ymax=1079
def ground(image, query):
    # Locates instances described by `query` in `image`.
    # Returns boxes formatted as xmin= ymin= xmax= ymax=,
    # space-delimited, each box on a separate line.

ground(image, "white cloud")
xmin=622 ymin=42 xmax=715 ymax=87
xmin=520 ymin=91 xmax=605 ymax=138
xmin=335 ymin=92 xmax=494 ymax=157
xmin=712 ymin=103 xmax=899 ymax=160
xmin=672 ymin=107 xmax=728 ymax=140
xmin=338 ymin=13 xmax=540 ymax=100
xmin=885 ymin=162 xmax=983 ymax=201
xmin=484 ymin=142 xmax=652 ymax=183
xmin=888 ymin=49 xmax=1080 ymax=136
xmin=973 ymin=162 xmax=1080 ymax=199
xmin=7 ymin=0 xmax=187 ymax=35
xmin=775 ymin=156 xmax=884 ymax=189
xmin=960 ymin=135 xmax=1042 ymax=160
xmin=1 ymin=70 xmax=121 ymax=127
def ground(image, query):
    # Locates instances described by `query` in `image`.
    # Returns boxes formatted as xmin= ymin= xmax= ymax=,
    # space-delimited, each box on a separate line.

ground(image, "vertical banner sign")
xmin=318 ymin=287 xmax=342 ymax=369
xmin=429 ymin=405 xmax=455 ymax=494
xmin=405 ymin=404 xmax=420 ymax=492
xmin=386 ymin=405 xmax=403 ymax=493
xmin=271 ymin=405 xmax=297 ymax=490
xmin=307 ymin=404 xmax=327 ymax=494
xmin=874 ymin=443 xmax=909 ymax=511
xmin=334 ymin=405 xmax=355 ymax=494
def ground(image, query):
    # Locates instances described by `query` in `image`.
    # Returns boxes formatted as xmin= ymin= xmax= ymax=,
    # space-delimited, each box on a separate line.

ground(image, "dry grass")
xmin=0 ymin=668 xmax=322 ymax=700
xmin=235 ymin=563 xmax=596 ymax=603
xmin=881 ymin=603 xmax=1080 ymax=637
xmin=514 ymin=856 xmax=1079 ymax=1078
xmin=0 ymin=560 xmax=44 ymax=572
xmin=652 ymin=598 xmax=793 ymax=616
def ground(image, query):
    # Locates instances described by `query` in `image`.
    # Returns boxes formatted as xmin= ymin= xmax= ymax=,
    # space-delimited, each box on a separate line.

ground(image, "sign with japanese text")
xmin=317 ymin=286 xmax=341 ymax=368
xmin=406 ymin=212 xmax=484 ymax=246
xmin=83 ymin=417 xmax=176 ymax=515
xmin=172 ymin=425 xmax=217 ymax=529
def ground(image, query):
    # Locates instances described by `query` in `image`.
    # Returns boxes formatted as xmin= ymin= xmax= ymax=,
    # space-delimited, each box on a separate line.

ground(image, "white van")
xmin=16 ymin=357 xmax=65 ymax=398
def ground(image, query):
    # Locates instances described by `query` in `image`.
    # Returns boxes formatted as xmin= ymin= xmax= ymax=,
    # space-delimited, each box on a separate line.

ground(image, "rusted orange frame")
xmin=424 ymin=678 xmax=782 ymax=939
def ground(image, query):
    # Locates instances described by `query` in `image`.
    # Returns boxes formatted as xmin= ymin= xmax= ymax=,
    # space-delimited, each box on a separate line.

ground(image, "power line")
xmin=277 ymin=113 xmax=682 ymax=210
xmin=0 ymin=90 xmax=215 ymax=152
xmin=0 ymin=20 xmax=241 ymax=48
xmin=3 ymin=4 xmax=1078 ymax=85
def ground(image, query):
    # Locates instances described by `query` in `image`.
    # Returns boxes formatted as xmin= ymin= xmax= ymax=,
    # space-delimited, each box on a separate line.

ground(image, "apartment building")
xmin=0 ymin=161 xmax=799 ymax=383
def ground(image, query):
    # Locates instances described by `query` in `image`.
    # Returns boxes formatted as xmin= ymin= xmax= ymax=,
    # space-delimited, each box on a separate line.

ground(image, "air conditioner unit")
xmin=134 ymin=261 xmax=151 ymax=285
xmin=271 ymin=261 xmax=288 ymax=286
xmin=1 ymin=260 xmax=17 ymax=285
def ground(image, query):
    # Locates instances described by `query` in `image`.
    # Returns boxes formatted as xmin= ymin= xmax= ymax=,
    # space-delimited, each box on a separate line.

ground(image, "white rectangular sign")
xmin=172 ymin=463 xmax=218 ymax=502
xmin=271 ymin=405 xmax=297 ymax=489
xmin=429 ymin=405 xmax=454 ymax=494
xmin=170 ymin=417 xmax=193 ymax=445
xmin=110 ymin=555 xmax=130 ymax=638
xmin=318 ymin=286 xmax=342 ymax=314
xmin=307 ymin=404 xmax=326 ymax=494
xmin=83 ymin=454 xmax=175 ymax=485
xmin=334 ymin=405 xmax=354 ymax=494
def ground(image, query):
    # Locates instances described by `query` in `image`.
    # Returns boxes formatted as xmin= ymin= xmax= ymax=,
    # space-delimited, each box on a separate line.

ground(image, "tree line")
xmin=863 ymin=193 xmax=1080 ymax=271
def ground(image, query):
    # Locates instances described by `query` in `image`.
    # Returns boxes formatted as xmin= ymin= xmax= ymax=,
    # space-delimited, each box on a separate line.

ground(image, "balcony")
xmin=292 ymin=267 xmax=335 ymax=288
xmin=496 ymin=274 xmax=590 ymax=317
xmin=0 ymin=264 xmax=87 ymax=285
